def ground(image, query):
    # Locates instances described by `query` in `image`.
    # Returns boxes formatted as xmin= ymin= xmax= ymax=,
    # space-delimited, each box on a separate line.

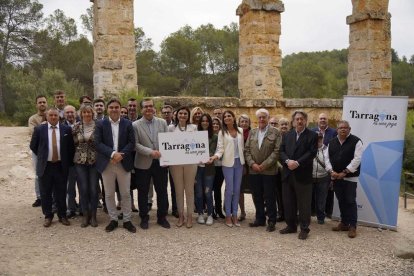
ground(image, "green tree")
xmin=44 ymin=9 xmax=77 ymax=44
xmin=0 ymin=0 xmax=43 ymax=113
xmin=80 ymin=7 xmax=93 ymax=35
xmin=160 ymin=25 xmax=203 ymax=95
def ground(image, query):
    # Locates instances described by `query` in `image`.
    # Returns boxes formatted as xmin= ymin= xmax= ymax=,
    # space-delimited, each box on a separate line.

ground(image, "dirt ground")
xmin=0 ymin=127 xmax=413 ymax=275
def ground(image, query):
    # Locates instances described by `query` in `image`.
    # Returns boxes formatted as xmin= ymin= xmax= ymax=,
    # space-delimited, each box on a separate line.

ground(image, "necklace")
xmin=179 ymin=125 xmax=187 ymax=131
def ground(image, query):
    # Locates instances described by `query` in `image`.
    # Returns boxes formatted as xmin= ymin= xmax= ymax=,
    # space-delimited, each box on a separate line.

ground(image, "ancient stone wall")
xmin=347 ymin=0 xmax=391 ymax=96
xmin=237 ymin=0 xmax=284 ymax=101
xmin=91 ymin=0 xmax=138 ymax=98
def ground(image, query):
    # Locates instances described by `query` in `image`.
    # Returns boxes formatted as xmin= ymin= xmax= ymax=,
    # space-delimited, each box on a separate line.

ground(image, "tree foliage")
xmin=0 ymin=0 xmax=43 ymax=113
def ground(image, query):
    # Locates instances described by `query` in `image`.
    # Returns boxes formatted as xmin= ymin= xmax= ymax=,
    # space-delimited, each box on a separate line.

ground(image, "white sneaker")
xmin=197 ymin=215 xmax=205 ymax=224
xmin=206 ymin=215 xmax=213 ymax=226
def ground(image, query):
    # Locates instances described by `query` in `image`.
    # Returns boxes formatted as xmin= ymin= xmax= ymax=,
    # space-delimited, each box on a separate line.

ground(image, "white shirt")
xmin=324 ymin=134 xmax=363 ymax=182
xmin=109 ymin=117 xmax=120 ymax=153
xmin=47 ymin=123 xmax=61 ymax=161
xmin=258 ymin=125 xmax=268 ymax=149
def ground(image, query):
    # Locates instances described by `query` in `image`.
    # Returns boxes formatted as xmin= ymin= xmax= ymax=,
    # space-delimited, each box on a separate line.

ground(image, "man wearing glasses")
xmin=133 ymin=99 xmax=171 ymax=229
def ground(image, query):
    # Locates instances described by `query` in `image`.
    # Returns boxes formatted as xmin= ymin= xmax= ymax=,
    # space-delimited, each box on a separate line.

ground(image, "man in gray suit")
xmin=245 ymin=108 xmax=282 ymax=232
xmin=133 ymin=98 xmax=170 ymax=229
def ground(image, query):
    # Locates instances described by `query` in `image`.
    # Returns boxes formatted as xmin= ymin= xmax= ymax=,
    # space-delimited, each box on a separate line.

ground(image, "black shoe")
xmin=171 ymin=210 xmax=179 ymax=218
xmin=298 ymin=229 xmax=309 ymax=240
xmin=123 ymin=221 xmax=136 ymax=233
xmin=118 ymin=213 xmax=123 ymax=220
xmin=140 ymin=215 xmax=149 ymax=230
xmin=276 ymin=216 xmax=285 ymax=222
xmin=157 ymin=218 xmax=171 ymax=229
xmin=58 ymin=217 xmax=70 ymax=226
xmin=32 ymin=199 xmax=41 ymax=207
xmin=266 ymin=222 xmax=276 ymax=232
xmin=67 ymin=211 xmax=76 ymax=219
xmin=279 ymin=226 xmax=297 ymax=234
xmin=105 ymin=220 xmax=118 ymax=232
xmin=249 ymin=221 xmax=266 ymax=227
xmin=103 ymin=205 xmax=108 ymax=214
xmin=212 ymin=210 xmax=218 ymax=220
xmin=216 ymin=210 xmax=225 ymax=219
xmin=147 ymin=203 xmax=152 ymax=211
xmin=132 ymin=207 xmax=139 ymax=213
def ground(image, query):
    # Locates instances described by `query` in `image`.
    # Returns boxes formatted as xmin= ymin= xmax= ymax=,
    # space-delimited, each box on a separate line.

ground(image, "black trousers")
xmin=282 ymin=174 xmax=312 ymax=231
xmin=275 ymin=169 xmax=284 ymax=218
xmin=250 ymin=174 xmax=277 ymax=224
xmin=213 ymin=166 xmax=224 ymax=211
xmin=325 ymin=189 xmax=334 ymax=216
xmin=334 ymin=179 xmax=357 ymax=227
xmin=168 ymin=169 xmax=177 ymax=212
xmin=39 ymin=162 xmax=68 ymax=219
xmin=135 ymin=160 xmax=168 ymax=219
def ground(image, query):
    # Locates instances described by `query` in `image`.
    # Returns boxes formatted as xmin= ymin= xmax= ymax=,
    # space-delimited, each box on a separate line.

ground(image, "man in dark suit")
xmin=279 ymin=110 xmax=318 ymax=240
xmin=311 ymin=113 xmax=338 ymax=218
xmin=95 ymin=98 xmax=136 ymax=233
xmin=30 ymin=107 xmax=75 ymax=227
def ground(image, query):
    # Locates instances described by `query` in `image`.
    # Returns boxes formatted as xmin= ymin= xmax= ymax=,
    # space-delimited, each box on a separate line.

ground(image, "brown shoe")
xmin=332 ymin=222 xmax=349 ymax=231
xmin=348 ymin=226 xmax=357 ymax=238
xmin=58 ymin=217 xmax=70 ymax=226
xmin=43 ymin=218 xmax=52 ymax=228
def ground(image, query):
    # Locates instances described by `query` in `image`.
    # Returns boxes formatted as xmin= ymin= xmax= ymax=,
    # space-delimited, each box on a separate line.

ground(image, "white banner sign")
xmin=340 ymin=96 xmax=408 ymax=230
xmin=159 ymin=131 xmax=210 ymax=166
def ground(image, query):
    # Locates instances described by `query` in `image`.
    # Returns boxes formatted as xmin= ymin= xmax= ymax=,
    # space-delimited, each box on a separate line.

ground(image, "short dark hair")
xmin=140 ymin=98 xmax=153 ymax=108
xmin=162 ymin=105 xmax=173 ymax=111
xmin=106 ymin=98 xmax=121 ymax=108
xmin=292 ymin=110 xmax=308 ymax=120
xmin=128 ymin=98 xmax=137 ymax=102
xmin=93 ymin=98 xmax=105 ymax=105
xmin=79 ymin=95 xmax=92 ymax=104
xmin=53 ymin=90 xmax=65 ymax=96
xmin=35 ymin=95 xmax=47 ymax=103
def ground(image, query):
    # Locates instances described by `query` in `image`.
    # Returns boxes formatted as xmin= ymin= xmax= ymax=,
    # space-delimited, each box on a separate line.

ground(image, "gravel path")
xmin=0 ymin=127 xmax=413 ymax=275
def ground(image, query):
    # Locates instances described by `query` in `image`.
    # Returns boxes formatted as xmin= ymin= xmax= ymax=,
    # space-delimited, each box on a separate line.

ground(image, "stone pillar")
xmin=91 ymin=0 xmax=138 ymax=98
xmin=237 ymin=0 xmax=284 ymax=102
xmin=347 ymin=0 xmax=391 ymax=96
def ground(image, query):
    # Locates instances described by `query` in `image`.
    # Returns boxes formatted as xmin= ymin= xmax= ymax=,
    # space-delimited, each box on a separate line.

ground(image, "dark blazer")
xmin=94 ymin=117 xmax=135 ymax=174
xmin=279 ymin=128 xmax=318 ymax=182
xmin=311 ymin=126 xmax=337 ymax=146
xmin=30 ymin=123 xmax=75 ymax=177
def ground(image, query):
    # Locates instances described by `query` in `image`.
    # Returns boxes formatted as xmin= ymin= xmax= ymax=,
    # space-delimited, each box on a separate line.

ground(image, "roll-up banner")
xmin=336 ymin=96 xmax=408 ymax=230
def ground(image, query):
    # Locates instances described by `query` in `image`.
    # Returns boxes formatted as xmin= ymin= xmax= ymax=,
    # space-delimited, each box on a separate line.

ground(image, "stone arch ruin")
xmin=89 ymin=0 xmax=395 ymax=121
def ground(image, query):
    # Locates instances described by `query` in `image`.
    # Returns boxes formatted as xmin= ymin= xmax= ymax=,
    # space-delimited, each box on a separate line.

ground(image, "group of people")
xmin=29 ymin=90 xmax=362 ymax=240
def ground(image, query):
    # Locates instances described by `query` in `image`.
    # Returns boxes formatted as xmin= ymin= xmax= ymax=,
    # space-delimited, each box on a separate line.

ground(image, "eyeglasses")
xmin=143 ymin=105 xmax=154 ymax=109
xmin=269 ymin=122 xmax=278 ymax=125
xmin=162 ymin=111 xmax=171 ymax=114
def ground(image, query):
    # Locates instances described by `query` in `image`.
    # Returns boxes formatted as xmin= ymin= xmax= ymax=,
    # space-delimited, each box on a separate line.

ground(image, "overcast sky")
xmin=39 ymin=0 xmax=413 ymax=58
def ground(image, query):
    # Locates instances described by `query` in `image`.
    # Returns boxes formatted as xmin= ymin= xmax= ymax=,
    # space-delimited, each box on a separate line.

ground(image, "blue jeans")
xmin=313 ymin=176 xmax=331 ymax=221
xmin=195 ymin=167 xmax=215 ymax=216
xmin=66 ymin=166 xmax=78 ymax=212
xmin=222 ymin=158 xmax=243 ymax=217
xmin=76 ymin=164 xmax=99 ymax=212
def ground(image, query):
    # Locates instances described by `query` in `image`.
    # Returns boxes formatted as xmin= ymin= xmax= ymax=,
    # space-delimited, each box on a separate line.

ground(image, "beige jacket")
xmin=244 ymin=126 xmax=282 ymax=175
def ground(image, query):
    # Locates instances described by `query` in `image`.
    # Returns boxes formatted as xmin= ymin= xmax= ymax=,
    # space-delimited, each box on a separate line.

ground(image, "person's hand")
xmin=209 ymin=156 xmax=217 ymax=163
xmin=251 ymin=163 xmax=261 ymax=172
xmin=287 ymin=160 xmax=299 ymax=170
xmin=150 ymin=150 xmax=161 ymax=159
xmin=337 ymin=172 xmax=347 ymax=179
xmin=111 ymin=152 xmax=124 ymax=163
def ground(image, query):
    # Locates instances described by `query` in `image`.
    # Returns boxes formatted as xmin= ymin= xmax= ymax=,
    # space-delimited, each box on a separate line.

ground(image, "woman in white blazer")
xmin=210 ymin=110 xmax=245 ymax=227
